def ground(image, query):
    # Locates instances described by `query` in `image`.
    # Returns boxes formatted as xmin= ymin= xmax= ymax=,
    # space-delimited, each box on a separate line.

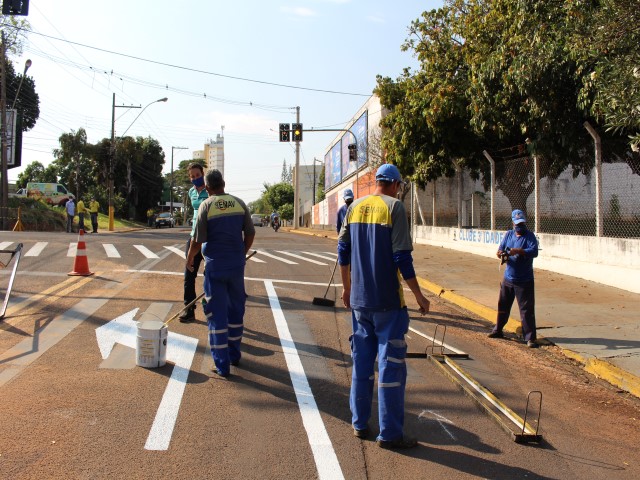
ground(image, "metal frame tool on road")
xmin=0 ymin=243 xmax=23 ymax=320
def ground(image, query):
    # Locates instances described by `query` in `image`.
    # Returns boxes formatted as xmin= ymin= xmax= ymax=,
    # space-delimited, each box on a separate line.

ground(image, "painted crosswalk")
xmin=0 ymin=240 xmax=337 ymax=268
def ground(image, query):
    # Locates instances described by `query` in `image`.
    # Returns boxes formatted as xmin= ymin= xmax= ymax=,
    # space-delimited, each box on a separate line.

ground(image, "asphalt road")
xmin=0 ymin=227 xmax=638 ymax=479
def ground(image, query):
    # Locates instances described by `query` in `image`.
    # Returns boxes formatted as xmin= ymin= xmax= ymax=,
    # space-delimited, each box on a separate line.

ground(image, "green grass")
xmin=9 ymin=197 xmax=146 ymax=232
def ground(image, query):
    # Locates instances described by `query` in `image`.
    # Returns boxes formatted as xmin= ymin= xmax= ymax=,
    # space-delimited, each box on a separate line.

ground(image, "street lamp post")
xmin=312 ymin=157 xmax=323 ymax=207
xmin=109 ymin=96 xmax=168 ymax=230
xmin=170 ymin=146 xmax=188 ymax=216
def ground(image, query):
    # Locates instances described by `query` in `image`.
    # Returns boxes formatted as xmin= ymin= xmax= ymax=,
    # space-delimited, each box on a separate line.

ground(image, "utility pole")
xmin=294 ymin=106 xmax=300 ymax=229
xmin=1 ymin=32 xmax=8 ymax=230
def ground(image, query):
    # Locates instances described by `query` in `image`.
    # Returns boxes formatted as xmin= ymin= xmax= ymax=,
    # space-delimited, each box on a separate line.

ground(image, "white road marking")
xmin=163 ymin=246 xmax=185 ymax=259
xmin=67 ymin=242 xmax=77 ymax=257
xmin=265 ymin=280 xmax=344 ymax=480
xmin=302 ymin=251 xmax=336 ymax=261
xmin=276 ymin=251 xmax=327 ymax=265
xmin=25 ymin=242 xmax=47 ymax=256
xmin=144 ymin=331 xmax=198 ymax=450
xmin=248 ymin=255 xmax=266 ymax=263
xmin=0 ymin=298 xmax=108 ymax=388
xmin=95 ymin=305 xmax=199 ymax=451
xmin=419 ymin=409 xmax=457 ymax=440
xmin=134 ymin=245 xmax=159 ymax=259
xmin=255 ymin=250 xmax=297 ymax=265
xmin=0 ymin=241 xmax=13 ymax=250
xmin=102 ymin=243 xmax=121 ymax=258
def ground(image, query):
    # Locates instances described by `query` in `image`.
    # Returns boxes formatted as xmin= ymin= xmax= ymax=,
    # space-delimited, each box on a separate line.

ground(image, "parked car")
xmin=251 ymin=214 xmax=264 ymax=226
xmin=155 ymin=212 xmax=175 ymax=228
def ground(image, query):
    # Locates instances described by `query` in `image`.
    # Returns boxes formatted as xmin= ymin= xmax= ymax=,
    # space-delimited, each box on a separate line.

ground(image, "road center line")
xmin=264 ymin=280 xmax=344 ymax=480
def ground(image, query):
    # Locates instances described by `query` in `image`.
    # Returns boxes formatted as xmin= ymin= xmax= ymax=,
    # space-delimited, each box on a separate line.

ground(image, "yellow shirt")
xmin=76 ymin=200 xmax=86 ymax=214
xmin=89 ymin=200 xmax=100 ymax=213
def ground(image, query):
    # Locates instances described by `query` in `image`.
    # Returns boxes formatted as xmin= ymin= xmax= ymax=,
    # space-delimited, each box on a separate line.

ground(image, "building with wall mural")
xmin=313 ymin=95 xmax=387 ymax=227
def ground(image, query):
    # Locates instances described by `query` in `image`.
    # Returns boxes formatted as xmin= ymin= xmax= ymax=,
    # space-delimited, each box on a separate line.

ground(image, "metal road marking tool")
xmin=409 ymin=322 xmax=543 ymax=443
xmin=0 ymin=243 xmax=23 ymax=320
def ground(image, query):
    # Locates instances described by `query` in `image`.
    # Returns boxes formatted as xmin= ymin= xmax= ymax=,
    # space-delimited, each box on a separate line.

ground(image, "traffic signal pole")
xmin=294 ymin=106 xmax=300 ymax=229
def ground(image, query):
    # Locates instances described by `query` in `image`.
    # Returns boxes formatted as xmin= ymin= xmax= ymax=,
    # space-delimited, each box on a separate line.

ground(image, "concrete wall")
xmin=414 ymin=226 xmax=640 ymax=294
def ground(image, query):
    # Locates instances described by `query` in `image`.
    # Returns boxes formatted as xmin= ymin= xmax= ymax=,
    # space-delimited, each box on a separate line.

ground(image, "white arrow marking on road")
xmin=95 ymin=309 xmax=199 ymax=451
xmin=95 ymin=309 xmax=140 ymax=359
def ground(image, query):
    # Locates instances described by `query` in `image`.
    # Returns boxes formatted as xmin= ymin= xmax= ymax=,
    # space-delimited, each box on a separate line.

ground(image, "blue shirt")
xmin=189 ymin=186 xmax=209 ymax=237
xmin=498 ymin=228 xmax=538 ymax=283
xmin=336 ymin=204 xmax=348 ymax=233
xmin=193 ymin=193 xmax=255 ymax=272
xmin=337 ymin=194 xmax=414 ymax=311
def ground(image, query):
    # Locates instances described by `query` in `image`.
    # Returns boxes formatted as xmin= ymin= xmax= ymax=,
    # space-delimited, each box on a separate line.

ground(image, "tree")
xmin=280 ymin=203 xmax=294 ymax=222
xmin=3 ymin=58 xmax=40 ymax=132
xmin=263 ymin=182 xmax=294 ymax=212
xmin=280 ymin=159 xmax=293 ymax=184
xmin=16 ymin=160 xmax=45 ymax=187
xmin=53 ymin=129 xmax=91 ymax=198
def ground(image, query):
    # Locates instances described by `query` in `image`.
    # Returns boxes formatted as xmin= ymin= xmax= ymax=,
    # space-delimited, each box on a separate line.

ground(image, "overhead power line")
xmin=16 ymin=27 xmax=371 ymax=97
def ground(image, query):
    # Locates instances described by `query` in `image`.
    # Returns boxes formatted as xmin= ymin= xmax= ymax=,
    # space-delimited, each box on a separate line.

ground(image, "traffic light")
xmin=279 ymin=123 xmax=290 ymax=142
xmin=292 ymin=123 xmax=303 ymax=142
xmin=348 ymin=143 xmax=357 ymax=161
xmin=2 ymin=0 xmax=29 ymax=15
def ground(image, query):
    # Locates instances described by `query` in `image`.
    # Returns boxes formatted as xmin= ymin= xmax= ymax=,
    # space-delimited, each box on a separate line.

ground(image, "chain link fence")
xmin=413 ymin=156 xmax=640 ymax=238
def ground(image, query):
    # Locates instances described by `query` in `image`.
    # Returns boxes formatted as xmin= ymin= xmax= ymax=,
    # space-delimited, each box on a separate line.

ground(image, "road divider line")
xmin=102 ymin=243 xmax=121 ymax=258
xmin=163 ymin=246 xmax=185 ymax=259
xmin=276 ymin=251 xmax=327 ymax=265
xmin=264 ymin=280 xmax=344 ymax=480
xmin=25 ymin=242 xmax=47 ymax=257
xmin=255 ymin=250 xmax=297 ymax=265
xmin=134 ymin=245 xmax=159 ymax=259
xmin=302 ymin=251 xmax=336 ymax=261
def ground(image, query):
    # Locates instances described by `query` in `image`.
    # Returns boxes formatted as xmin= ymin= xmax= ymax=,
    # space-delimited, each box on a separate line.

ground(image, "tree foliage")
xmin=375 ymin=0 xmax=639 ymax=197
xmin=262 ymin=182 xmax=294 ymax=212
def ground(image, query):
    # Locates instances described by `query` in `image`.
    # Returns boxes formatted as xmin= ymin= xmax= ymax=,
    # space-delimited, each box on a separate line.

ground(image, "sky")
xmin=8 ymin=0 xmax=442 ymax=204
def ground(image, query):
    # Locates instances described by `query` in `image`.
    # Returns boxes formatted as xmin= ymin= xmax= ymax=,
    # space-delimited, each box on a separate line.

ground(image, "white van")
xmin=26 ymin=183 xmax=75 ymax=206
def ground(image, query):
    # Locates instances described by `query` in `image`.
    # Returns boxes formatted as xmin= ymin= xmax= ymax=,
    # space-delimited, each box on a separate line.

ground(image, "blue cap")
xmin=343 ymin=189 xmax=354 ymax=200
xmin=511 ymin=209 xmax=526 ymax=224
xmin=375 ymin=164 xmax=404 ymax=184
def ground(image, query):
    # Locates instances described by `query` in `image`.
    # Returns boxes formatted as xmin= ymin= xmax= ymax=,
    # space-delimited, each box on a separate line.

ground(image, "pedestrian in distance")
xmin=76 ymin=198 xmax=86 ymax=233
xmin=336 ymin=188 xmax=354 ymax=233
xmin=488 ymin=209 xmax=540 ymax=348
xmin=89 ymin=197 xmax=100 ymax=233
xmin=65 ymin=197 xmax=75 ymax=233
xmin=179 ymin=163 xmax=209 ymax=323
xmin=338 ymin=163 xmax=430 ymax=449
xmin=186 ymin=169 xmax=255 ymax=377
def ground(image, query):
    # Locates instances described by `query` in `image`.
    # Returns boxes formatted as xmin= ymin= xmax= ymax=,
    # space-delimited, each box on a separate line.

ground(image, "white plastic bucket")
xmin=136 ymin=320 xmax=168 ymax=368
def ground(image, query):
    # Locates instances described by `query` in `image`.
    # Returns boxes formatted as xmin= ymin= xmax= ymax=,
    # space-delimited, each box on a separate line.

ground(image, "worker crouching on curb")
xmin=338 ymin=163 xmax=430 ymax=449
xmin=488 ymin=209 xmax=539 ymax=348
xmin=186 ymin=169 xmax=255 ymax=377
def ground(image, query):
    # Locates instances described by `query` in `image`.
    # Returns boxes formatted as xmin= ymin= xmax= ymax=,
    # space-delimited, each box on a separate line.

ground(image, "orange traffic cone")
xmin=68 ymin=229 xmax=94 ymax=276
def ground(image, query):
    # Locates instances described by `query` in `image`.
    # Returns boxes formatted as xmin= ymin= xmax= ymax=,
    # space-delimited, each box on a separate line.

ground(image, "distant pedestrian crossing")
xmin=1 ymin=240 xmax=337 ymax=269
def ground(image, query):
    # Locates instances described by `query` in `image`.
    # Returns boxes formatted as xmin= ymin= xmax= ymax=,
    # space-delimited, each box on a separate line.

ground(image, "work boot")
xmin=376 ymin=436 xmax=418 ymax=449
xmin=178 ymin=306 xmax=195 ymax=323
xmin=487 ymin=331 xmax=504 ymax=339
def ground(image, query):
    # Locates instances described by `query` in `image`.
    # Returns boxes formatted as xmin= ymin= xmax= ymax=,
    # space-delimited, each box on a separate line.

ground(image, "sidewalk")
xmin=286 ymin=227 xmax=640 ymax=399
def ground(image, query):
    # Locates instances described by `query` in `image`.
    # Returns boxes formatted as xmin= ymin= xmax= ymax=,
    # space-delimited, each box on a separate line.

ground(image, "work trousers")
xmin=78 ymin=213 xmax=85 ymax=232
xmin=66 ymin=214 xmax=74 ymax=233
xmin=90 ymin=213 xmax=98 ymax=233
xmin=494 ymin=279 xmax=537 ymax=341
xmin=183 ymin=237 xmax=203 ymax=307
xmin=204 ymin=266 xmax=246 ymax=376
xmin=350 ymin=307 xmax=410 ymax=442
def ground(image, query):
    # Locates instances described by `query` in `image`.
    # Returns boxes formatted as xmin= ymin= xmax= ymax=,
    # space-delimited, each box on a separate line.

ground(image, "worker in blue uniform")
xmin=338 ymin=163 xmax=430 ymax=449
xmin=488 ymin=209 xmax=540 ymax=347
xmin=336 ymin=188 xmax=354 ymax=233
xmin=186 ymin=169 xmax=255 ymax=377
xmin=180 ymin=163 xmax=210 ymax=323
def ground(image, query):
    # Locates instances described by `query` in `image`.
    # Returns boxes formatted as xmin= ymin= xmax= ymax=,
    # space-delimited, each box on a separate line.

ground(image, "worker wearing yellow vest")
xmin=76 ymin=199 xmax=87 ymax=232
xmin=88 ymin=197 xmax=100 ymax=233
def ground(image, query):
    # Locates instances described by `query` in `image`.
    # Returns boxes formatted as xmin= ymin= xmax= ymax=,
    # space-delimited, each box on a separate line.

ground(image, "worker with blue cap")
xmin=336 ymin=188 xmax=354 ymax=233
xmin=337 ymin=163 xmax=430 ymax=449
xmin=488 ymin=209 xmax=540 ymax=347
